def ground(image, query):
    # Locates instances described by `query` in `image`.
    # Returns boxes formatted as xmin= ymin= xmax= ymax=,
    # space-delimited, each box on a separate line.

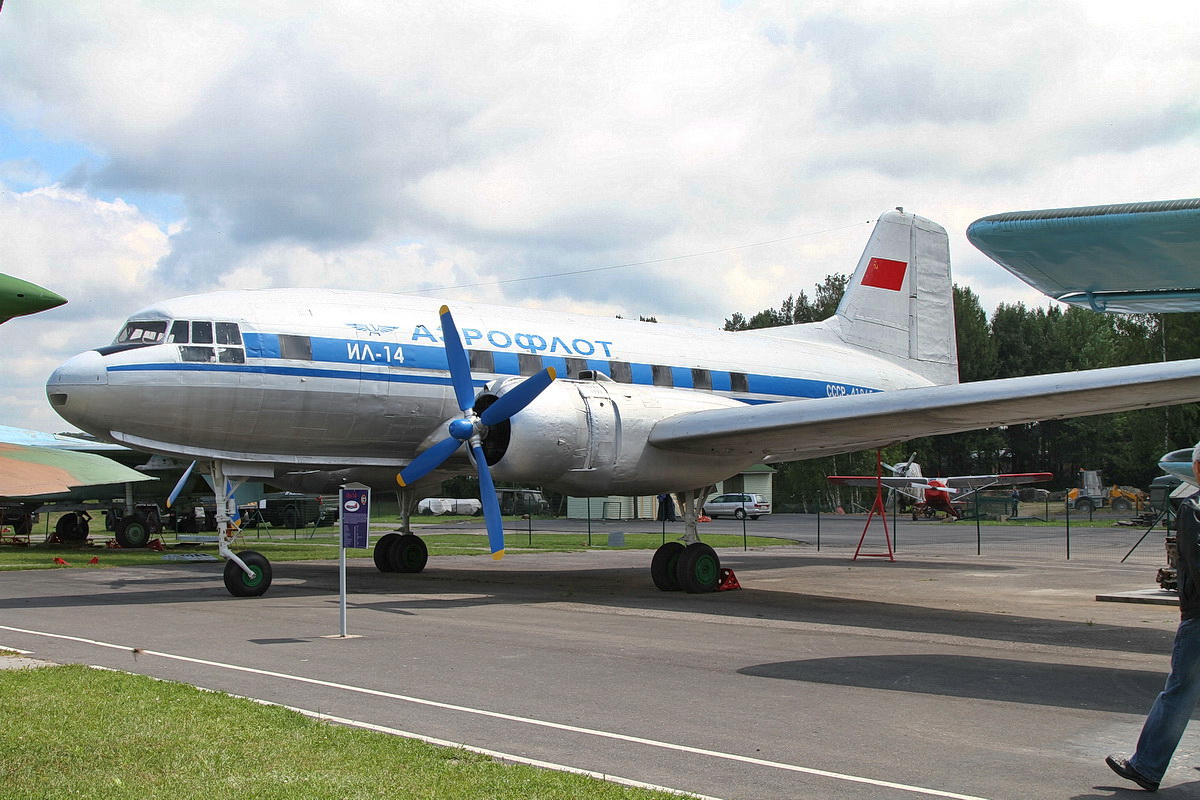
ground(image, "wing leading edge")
xmin=648 ymin=358 xmax=1200 ymax=462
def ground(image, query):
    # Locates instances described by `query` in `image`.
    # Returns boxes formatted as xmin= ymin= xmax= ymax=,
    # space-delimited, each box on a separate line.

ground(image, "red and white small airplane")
xmin=828 ymin=459 xmax=1052 ymax=519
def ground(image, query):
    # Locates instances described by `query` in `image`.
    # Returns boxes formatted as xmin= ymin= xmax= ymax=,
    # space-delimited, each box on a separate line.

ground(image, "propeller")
xmin=397 ymin=305 xmax=556 ymax=560
xmin=166 ymin=460 xmax=197 ymax=508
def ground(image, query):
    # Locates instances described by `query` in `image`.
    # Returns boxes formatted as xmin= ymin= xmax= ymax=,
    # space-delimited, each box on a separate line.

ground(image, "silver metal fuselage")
xmin=47 ymin=288 xmax=936 ymax=490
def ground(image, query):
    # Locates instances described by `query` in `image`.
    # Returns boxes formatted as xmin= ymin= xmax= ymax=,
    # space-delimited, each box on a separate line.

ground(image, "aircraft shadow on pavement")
xmin=738 ymin=654 xmax=1184 ymax=717
xmin=0 ymin=557 xmax=1177 ymax=660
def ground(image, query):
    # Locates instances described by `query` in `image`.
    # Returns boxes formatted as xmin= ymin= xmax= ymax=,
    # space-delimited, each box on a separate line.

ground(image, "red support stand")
xmin=853 ymin=450 xmax=896 ymax=562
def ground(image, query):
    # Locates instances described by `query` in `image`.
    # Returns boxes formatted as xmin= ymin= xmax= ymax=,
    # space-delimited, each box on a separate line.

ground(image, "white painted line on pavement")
xmin=0 ymin=623 xmax=992 ymax=800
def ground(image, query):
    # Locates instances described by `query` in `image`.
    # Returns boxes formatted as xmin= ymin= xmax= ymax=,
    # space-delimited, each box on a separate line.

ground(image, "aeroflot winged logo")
xmin=861 ymin=257 xmax=908 ymax=291
xmin=346 ymin=323 xmax=400 ymax=337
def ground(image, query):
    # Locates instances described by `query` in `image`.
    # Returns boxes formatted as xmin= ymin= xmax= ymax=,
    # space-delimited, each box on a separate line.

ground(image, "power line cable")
xmin=402 ymin=219 xmax=874 ymax=294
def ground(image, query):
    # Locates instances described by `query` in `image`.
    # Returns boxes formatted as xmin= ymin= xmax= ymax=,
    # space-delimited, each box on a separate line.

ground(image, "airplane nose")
xmin=46 ymin=350 xmax=108 ymax=424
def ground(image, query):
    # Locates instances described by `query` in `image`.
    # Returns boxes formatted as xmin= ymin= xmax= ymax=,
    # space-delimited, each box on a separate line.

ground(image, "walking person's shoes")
xmin=1106 ymin=754 xmax=1160 ymax=792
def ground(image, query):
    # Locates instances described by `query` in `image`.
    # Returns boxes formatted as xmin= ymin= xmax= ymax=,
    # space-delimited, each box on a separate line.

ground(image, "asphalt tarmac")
xmin=2 ymin=541 xmax=1197 ymax=799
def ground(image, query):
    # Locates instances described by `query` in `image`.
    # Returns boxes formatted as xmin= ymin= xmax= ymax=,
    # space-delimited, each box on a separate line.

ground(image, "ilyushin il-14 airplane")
xmin=46 ymin=210 xmax=1200 ymax=597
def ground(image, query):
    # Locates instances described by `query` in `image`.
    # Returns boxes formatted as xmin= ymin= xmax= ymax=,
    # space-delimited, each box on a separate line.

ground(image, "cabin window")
xmin=608 ymin=361 xmax=632 ymax=383
xmin=731 ymin=372 xmax=749 ymax=393
xmin=469 ymin=350 xmax=495 ymax=373
xmin=216 ymin=322 xmax=242 ymax=345
xmin=565 ymin=358 xmax=588 ymax=378
xmin=279 ymin=334 xmax=312 ymax=360
xmin=692 ymin=368 xmax=712 ymax=390
xmin=518 ymin=353 xmax=542 ymax=376
xmin=191 ymin=321 xmax=214 ymax=344
xmin=651 ymin=364 xmax=673 ymax=387
xmin=168 ymin=320 xmax=189 ymax=344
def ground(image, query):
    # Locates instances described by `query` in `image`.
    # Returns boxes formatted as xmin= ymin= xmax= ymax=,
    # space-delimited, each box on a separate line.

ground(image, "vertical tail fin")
xmin=825 ymin=210 xmax=958 ymax=385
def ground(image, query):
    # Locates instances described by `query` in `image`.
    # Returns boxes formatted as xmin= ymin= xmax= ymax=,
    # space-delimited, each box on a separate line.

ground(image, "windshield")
xmin=114 ymin=320 xmax=169 ymax=346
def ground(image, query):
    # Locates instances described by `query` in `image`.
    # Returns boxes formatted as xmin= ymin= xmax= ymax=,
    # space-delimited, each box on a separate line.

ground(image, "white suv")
xmin=703 ymin=493 xmax=772 ymax=520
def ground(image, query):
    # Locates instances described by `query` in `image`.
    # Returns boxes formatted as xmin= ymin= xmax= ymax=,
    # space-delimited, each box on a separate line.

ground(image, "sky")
xmin=1 ymin=1 xmax=1198 ymax=433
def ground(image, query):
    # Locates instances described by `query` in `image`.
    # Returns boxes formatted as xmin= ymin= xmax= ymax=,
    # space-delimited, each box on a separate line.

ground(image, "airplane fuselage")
xmin=48 ymin=288 xmax=937 ymax=493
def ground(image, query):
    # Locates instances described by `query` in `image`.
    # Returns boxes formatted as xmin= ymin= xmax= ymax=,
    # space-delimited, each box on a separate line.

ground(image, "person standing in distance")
xmin=1107 ymin=441 xmax=1200 ymax=792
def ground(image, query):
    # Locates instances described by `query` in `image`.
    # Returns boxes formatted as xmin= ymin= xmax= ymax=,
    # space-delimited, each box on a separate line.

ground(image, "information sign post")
xmin=337 ymin=483 xmax=370 ymax=637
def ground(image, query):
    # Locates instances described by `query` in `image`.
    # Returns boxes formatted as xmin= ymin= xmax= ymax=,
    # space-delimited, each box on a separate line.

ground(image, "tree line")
xmin=725 ymin=276 xmax=1200 ymax=509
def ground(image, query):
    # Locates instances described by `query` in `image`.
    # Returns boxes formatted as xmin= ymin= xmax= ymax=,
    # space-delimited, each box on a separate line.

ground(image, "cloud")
xmin=0 ymin=1 xmax=1199 ymax=432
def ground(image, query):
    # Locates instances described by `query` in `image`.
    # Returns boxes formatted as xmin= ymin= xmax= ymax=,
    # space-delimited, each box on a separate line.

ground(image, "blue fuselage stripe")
xmin=108 ymin=333 xmax=881 ymax=401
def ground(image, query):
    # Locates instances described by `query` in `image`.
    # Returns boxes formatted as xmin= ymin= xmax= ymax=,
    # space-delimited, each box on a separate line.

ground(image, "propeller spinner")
xmin=397 ymin=305 xmax=556 ymax=560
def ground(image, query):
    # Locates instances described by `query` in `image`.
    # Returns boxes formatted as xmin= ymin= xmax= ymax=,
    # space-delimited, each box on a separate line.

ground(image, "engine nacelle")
xmin=479 ymin=376 xmax=760 ymax=495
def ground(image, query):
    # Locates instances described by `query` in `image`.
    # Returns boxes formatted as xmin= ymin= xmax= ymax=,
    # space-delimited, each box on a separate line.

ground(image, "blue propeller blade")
xmin=439 ymin=305 xmax=477 ymax=412
xmin=397 ymin=436 xmax=464 ymax=487
xmin=480 ymin=367 xmax=557 ymax=426
xmin=472 ymin=442 xmax=506 ymax=559
xmin=166 ymin=460 xmax=196 ymax=508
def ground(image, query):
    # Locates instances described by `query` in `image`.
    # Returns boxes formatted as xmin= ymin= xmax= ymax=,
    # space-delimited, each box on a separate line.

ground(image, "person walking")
xmin=1106 ymin=442 xmax=1200 ymax=792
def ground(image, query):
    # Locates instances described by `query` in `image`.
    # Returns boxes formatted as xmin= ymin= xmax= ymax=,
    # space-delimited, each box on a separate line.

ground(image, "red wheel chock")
xmin=717 ymin=568 xmax=741 ymax=591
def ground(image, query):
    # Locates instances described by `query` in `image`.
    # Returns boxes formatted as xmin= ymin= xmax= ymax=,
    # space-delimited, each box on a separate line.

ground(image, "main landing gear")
xmin=371 ymin=489 xmax=430 ymax=575
xmin=651 ymin=489 xmax=723 ymax=593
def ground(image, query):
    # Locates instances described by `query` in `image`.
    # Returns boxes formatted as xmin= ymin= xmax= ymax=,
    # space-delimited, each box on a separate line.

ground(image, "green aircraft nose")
xmin=0 ymin=273 xmax=68 ymax=323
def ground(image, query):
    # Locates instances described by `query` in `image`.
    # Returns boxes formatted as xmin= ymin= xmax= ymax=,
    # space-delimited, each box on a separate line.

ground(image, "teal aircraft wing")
xmin=967 ymin=198 xmax=1200 ymax=313
xmin=0 ymin=273 xmax=67 ymax=323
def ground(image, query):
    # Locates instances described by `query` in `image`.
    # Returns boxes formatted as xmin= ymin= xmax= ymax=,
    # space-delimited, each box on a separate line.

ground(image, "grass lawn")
xmin=0 ymin=664 xmax=688 ymax=800
xmin=0 ymin=523 xmax=794 ymax=571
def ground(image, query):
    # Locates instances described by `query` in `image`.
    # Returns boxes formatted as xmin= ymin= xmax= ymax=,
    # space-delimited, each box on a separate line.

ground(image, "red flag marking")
xmin=861 ymin=257 xmax=907 ymax=290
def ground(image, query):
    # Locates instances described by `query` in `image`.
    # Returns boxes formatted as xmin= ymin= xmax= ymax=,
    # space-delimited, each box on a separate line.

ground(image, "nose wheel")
xmin=223 ymin=550 xmax=272 ymax=597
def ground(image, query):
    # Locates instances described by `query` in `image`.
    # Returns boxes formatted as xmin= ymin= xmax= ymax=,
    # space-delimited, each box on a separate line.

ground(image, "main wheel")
xmin=55 ymin=513 xmax=89 ymax=543
xmin=373 ymin=533 xmax=401 ymax=572
xmin=282 ymin=507 xmax=299 ymax=530
xmin=114 ymin=514 xmax=151 ymax=548
xmin=223 ymin=551 xmax=272 ymax=597
xmin=388 ymin=533 xmax=428 ymax=573
xmin=733 ymin=508 xmax=746 ymax=520
xmin=651 ymin=541 xmax=686 ymax=591
xmin=676 ymin=542 xmax=721 ymax=594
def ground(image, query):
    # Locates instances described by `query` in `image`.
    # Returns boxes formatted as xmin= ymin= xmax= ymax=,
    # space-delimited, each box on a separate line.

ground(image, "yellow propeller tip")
xmin=492 ymin=549 xmax=505 ymax=561
xmin=438 ymin=304 xmax=450 ymax=315
xmin=547 ymin=367 xmax=557 ymax=380
xmin=396 ymin=474 xmax=407 ymax=488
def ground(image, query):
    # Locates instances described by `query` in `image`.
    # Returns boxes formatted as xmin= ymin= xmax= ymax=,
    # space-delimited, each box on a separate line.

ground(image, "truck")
xmin=1067 ymin=469 xmax=1147 ymax=513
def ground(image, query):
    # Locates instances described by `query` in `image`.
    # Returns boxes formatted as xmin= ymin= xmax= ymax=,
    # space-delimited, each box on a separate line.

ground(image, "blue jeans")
xmin=1131 ymin=617 xmax=1200 ymax=782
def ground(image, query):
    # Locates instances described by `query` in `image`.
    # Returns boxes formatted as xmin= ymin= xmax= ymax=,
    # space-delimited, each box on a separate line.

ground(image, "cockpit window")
xmin=115 ymin=320 xmax=169 ymax=346
xmin=192 ymin=321 xmax=214 ymax=344
xmin=216 ymin=322 xmax=242 ymax=345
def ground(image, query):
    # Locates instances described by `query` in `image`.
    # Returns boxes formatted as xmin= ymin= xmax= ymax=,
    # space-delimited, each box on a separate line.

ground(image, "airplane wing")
xmin=826 ymin=476 xmax=932 ymax=488
xmin=0 ymin=442 xmax=155 ymax=498
xmin=967 ymin=198 xmax=1200 ymax=313
xmin=940 ymin=473 xmax=1053 ymax=489
xmin=648 ymin=358 xmax=1200 ymax=462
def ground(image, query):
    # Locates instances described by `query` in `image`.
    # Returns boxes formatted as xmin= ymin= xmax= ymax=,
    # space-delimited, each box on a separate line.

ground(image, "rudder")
xmin=824 ymin=210 xmax=958 ymax=386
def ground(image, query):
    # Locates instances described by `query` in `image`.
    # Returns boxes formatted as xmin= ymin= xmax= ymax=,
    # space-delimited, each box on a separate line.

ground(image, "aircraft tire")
xmin=373 ymin=533 xmax=401 ymax=572
xmin=223 ymin=551 xmax=272 ymax=597
xmin=650 ymin=541 xmax=686 ymax=591
xmin=56 ymin=513 xmax=89 ymax=543
xmin=677 ymin=543 xmax=721 ymax=594
xmin=114 ymin=514 xmax=150 ymax=548
xmin=388 ymin=533 xmax=428 ymax=573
